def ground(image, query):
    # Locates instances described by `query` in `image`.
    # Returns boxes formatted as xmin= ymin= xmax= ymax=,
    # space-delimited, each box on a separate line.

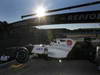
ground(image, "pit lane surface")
xmin=0 ymin=59 xmax=100 ymax=75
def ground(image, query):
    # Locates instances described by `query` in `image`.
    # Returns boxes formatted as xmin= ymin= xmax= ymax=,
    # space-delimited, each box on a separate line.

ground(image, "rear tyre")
xmin=16 ymin=48 xmax=29 ymax=63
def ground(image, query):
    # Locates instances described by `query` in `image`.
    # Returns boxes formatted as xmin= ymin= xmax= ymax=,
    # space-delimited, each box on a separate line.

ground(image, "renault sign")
xmin=35 ymin=10 xmax=100 ymax=25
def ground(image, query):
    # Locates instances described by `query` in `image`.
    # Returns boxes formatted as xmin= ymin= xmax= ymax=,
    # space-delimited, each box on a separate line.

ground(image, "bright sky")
xmin=0 ymin=0 xmax=100 ymax=29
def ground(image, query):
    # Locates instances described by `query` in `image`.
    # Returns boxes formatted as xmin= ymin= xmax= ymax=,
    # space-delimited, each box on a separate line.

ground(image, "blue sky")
xmin=0 ymin=0 xmax=100 ymax=30
xmin=0 ymin=0 xmax=100 ymax=23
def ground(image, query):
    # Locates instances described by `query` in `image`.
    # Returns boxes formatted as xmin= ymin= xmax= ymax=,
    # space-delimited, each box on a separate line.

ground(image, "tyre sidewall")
xmin=16 ymin=48 xmax=29 ymax=63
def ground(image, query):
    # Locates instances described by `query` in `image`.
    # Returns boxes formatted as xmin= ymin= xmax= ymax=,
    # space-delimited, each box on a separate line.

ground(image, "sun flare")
xmin=35 ymin=7 xmax=46 ymax=17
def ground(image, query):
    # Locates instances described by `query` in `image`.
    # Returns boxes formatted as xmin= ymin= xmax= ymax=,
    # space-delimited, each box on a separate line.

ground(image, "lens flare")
xmin=35 ymin=7 xmax=46 ymax=17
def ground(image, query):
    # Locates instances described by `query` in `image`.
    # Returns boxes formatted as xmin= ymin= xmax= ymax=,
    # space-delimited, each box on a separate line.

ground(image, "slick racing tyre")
xmin=16 ymin=48 xmax=29 ymax=63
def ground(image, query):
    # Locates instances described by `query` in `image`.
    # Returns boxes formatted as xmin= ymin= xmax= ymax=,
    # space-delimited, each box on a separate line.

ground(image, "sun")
xmin=35 ymin=7 xmax=46 ymax=17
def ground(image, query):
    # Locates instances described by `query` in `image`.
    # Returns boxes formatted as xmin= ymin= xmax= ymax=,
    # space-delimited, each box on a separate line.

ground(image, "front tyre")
xmin=16 ymin=48 xmax=29 ymax=63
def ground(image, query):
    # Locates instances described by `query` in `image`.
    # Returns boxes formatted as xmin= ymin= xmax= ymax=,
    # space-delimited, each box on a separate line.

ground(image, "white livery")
xmin=47 ymin=38 xmax=76 ymax=58
xmin=32 ymin=38 xmax=84 ymax=58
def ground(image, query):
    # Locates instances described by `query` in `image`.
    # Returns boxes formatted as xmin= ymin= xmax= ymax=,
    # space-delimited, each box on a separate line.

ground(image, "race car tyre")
xmin=16 ymin=48 xmax=29 ymax=63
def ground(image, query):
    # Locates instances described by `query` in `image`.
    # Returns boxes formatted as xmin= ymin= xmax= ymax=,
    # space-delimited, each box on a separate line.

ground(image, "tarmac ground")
xmin=0 ymin=58 xmax=100 ymax=75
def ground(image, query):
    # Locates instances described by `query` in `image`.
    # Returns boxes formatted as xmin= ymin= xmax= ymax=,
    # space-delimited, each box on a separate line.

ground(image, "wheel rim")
xmin=17 ymin=51 xmax=26 ymax=60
